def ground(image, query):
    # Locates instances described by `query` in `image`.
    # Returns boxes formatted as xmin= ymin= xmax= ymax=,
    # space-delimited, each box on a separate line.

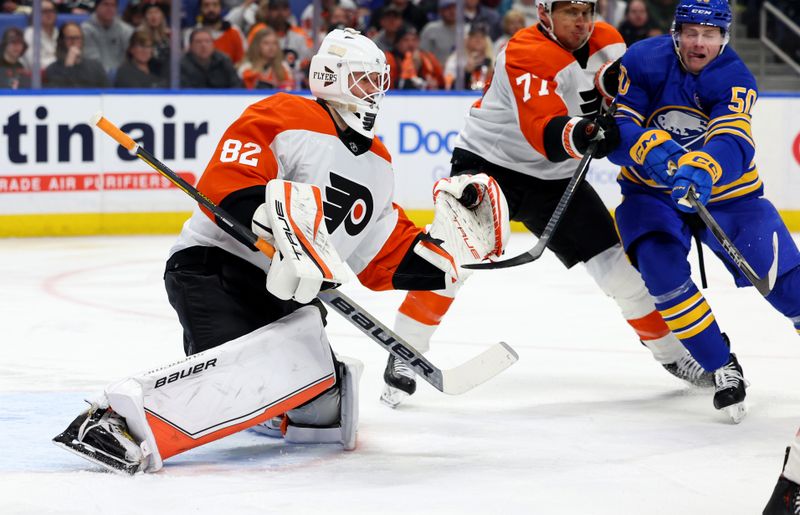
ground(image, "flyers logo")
xmin=323 ymin=172 xmax=374 ymax=236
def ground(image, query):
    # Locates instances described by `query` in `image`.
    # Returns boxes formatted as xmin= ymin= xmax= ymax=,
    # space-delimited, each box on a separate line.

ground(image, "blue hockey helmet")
xmin=671 ymin=0 xmax=732 ymax=58
xmin=672 ymin=0 xmax=732 ymax=34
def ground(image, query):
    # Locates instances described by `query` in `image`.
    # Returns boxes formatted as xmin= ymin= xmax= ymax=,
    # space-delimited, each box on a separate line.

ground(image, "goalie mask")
xmin=671 ymin=0 xmax=732 ymax=55
xmin=309 ymin=28 xmax=390 ymax=139
xmin=537 ymin=0 xmax=597 ymax=51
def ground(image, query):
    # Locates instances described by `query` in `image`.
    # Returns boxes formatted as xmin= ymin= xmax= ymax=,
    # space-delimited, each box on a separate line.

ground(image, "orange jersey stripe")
xmin=147 ymin=374 xmax=336 ymax=461
xmin=398 ymin=290 xmax=455 ymax=326
xmin=627 ymin=310 xmax=671 ymax=341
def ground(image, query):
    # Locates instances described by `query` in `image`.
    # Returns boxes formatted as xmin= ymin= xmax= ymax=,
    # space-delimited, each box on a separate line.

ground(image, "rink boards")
xmin=0 ymin=90 xmax=799 ymax=236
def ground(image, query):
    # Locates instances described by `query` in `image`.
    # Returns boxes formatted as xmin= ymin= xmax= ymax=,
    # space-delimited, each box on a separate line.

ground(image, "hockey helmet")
xmin=537 ymin=0 xmax=597 ymax=50
xmin=671 ymin=0 xmax=732 ymax=54
xmin=309 ymin=28 xmax=390 ymax=139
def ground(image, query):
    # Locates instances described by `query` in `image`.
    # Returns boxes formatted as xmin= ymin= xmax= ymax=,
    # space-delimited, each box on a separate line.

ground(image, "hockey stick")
xmin=91 ymin=113 xmax=518 ymax=395
xmin=678 ymin=186 xmax=778 ymax=297
xmin=464 ymin=139 xmax=599 ymax=270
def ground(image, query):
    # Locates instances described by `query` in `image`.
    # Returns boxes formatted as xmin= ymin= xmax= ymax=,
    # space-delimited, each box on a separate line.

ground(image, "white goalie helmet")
xmin=309 ymin=28 xmax=390 ymax=139
xmin=537 ymin=0 xmax=597 ymax=50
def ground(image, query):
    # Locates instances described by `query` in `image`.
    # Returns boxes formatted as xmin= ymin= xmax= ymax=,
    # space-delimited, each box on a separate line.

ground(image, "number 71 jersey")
xmin=455 ymin=22 xmax=625 ymax=180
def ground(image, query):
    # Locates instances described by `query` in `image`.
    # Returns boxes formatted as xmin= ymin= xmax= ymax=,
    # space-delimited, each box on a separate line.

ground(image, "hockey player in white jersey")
xmin=52 ymin=28 xmax=510 ymax=474
xmin=381 ymin=0 xmax=714 ymax=407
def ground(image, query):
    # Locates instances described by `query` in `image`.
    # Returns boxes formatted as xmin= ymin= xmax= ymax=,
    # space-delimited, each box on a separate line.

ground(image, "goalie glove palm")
xmin=253 ymin=180 xmax=349 ymax=303
xmin=414 ymin=174 xmax=510 ymax=284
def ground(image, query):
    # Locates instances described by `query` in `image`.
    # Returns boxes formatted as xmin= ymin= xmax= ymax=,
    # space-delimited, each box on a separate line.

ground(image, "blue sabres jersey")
xmin=609 ymin=35 xmax=763 ymax=203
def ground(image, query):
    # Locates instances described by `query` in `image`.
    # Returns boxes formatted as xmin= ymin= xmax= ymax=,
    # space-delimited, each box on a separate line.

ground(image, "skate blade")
xmin=380 ymin=385 xmax=409 ymax=409
xmin=53 ymin=438 xmax=141 ymax=475
xmin=723 ymin=402 xmax=747 ymax=424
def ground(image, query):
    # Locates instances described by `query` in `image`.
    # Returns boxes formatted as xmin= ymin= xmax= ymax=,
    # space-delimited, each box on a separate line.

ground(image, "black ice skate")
xmin=763 ymin=447 xmax=800 ymax=515
xmin=380 ymin=354 xmax=416 ymax=408
xmin=662 ymin=350 xmax=715 ymax=388
xmin=53 ymin=404 xmax=144 ymax=475
xmin=713 ymin=353 xmax=748 ymax=424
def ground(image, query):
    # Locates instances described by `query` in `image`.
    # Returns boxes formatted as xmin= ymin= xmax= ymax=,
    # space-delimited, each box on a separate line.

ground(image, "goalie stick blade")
xmin=52 ymin=437 xmax=141 ymax=476
xmin=317 ymin=290 xmax=519 ymax=394
xmin=441 ymin=341 xmax=519 ymax=395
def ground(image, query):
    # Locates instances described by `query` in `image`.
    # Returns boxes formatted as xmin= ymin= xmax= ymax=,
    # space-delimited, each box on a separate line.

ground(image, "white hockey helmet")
xmin=537 ymin=0 xmax=597 ymax=50
xmin=309 ymin=28 xmax=390 ymax=139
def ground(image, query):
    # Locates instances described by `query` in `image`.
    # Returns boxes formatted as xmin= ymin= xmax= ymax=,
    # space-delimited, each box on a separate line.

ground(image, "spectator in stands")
xmin=0 ymin=26 xmax=31 ymax=88
xmin=371 ymin=4 xmax=405 ymax=52
xmin=618 ymin=0 xmax=660 ymax=46
xmin=249 ymin=0 xmax=311 ymax=88
xmin=645 ymin=0 xmax=678 ymax=34
xmin=81 ymin=0 xmax=133 ymax=75
xmin=180 ymin=27 xmax=241 ymax=88
xmin=327 ymin=3 xmax=358 ymax=31
xmin=2 ymin=0 xmax=27 ymax=14
xmin=238 ymin=26 xmax=294 ymax=89
xmin=137 ymin=0 xmax=170 ymax=78
xmin=225 ymin=0 xmax=258 ymax=36
xmin=386 ymin=25 xmax=444 ymax=90
xmin=22 ymin=0 xmax=59 ymax=70
xmin=185 ymin=0 xmax=247 ymax=66
xmin=114 ymin=29 xmax=167 ymax=87
xmin=420 ymin=0 xmax=457 ymax=66
xmin=444 ymin=23 xmax=493 ymax=90
xmin=463 ymin=0 xmax=502 ymax=40
xmin=510 ymin=0 xmax=538 ymax=27
xmin=495 ymin=9 xmax=526 ymax=52
xmin=596 ymin=0 xmax=626 ymax=26
xmin=371 ymin=0 xmax=429 ymax=32
xmin=299 ymin=0 xmax=335 ymax=35
xmin=44 ymin=21 xmax=108 ymax=86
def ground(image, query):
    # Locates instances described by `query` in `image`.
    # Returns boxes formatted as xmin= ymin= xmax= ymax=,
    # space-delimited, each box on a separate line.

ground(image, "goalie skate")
xmin=380 ymin=355 xmax=416 ymax=408
xmin=713 ymin=353 xmax=748 ymax=424
xmin=52 ymin=404 xmax=145 ymax=475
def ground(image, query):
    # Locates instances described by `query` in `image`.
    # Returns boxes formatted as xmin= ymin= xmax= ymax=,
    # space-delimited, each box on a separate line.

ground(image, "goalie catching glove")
xmin=414 ymin=173 xmax=510 ymax=284
xmin=252 ymin=180 xmax=349 ymax=303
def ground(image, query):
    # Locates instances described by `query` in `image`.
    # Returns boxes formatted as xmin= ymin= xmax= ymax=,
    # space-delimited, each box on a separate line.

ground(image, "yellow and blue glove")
xmin=670 ymin=152 xmax=722 ymax=213
xmin=629 ymin=130 xmax=684 ymax=186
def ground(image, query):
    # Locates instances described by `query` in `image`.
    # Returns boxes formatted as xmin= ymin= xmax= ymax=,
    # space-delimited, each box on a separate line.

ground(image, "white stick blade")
xmin=441 ymin=342 xmax=518 ymax=395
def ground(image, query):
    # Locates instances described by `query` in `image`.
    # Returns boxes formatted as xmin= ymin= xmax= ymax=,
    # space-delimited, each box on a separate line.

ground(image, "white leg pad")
xmin=105 ymin=306 xmax=336 ymax=471
xmin=284 ymin=355 xmax=364 ymax=450
xmin=583 ymin=244 xmax=655 ymax=319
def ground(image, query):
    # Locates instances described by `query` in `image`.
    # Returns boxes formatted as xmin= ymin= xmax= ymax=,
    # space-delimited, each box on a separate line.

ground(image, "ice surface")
xmin=1 ymin=233 xmax=798 ymax=515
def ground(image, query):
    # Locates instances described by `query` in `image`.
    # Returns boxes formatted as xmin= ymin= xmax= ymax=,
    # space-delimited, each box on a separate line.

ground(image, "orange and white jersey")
xmin=170 ymin=93 xmax=424 ymax=292
xmin=456 ymin=22 xmax=625 ymax=180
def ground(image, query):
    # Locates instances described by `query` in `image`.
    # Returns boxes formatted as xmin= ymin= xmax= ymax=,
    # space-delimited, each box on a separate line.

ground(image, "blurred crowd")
xmin=0 ymin=0 xmax=796 ymax=90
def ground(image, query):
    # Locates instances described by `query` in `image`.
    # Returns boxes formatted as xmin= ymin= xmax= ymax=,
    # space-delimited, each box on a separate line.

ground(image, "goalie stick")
xmin=91 ymin=113 xmax=519 ymax=395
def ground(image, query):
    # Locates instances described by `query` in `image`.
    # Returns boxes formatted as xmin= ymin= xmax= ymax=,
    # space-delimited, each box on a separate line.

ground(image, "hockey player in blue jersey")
xmin=607 ymin=0 xmax=800 ymax=423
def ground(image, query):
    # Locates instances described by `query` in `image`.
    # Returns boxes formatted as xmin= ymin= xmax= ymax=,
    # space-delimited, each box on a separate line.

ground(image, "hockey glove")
xmin=671 ymin=165 xmax=712 ymax=212
xmin=252 ymin=180 xmax=349 ymax=304
xmin=630 ymin=129 xmax=684 ymax=186
xmin=670 ymin=152 xmax=722 ymax=213
xmin=563 ymin=114 xmax=620 ymax=160
xmin=594 ymin=58 xmax=621 ymax=104
xmin=414 ymin=174 xmax=510 ymax=284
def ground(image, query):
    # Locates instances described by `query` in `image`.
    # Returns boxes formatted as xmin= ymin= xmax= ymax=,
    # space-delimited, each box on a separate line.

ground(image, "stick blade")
xmin=441 ymin=342 xmax=519 ymax=395
xmin=463 ymin=241 xmax=546 ymax=270
xmin=756 ymin=231 xmax=779 ymax=297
